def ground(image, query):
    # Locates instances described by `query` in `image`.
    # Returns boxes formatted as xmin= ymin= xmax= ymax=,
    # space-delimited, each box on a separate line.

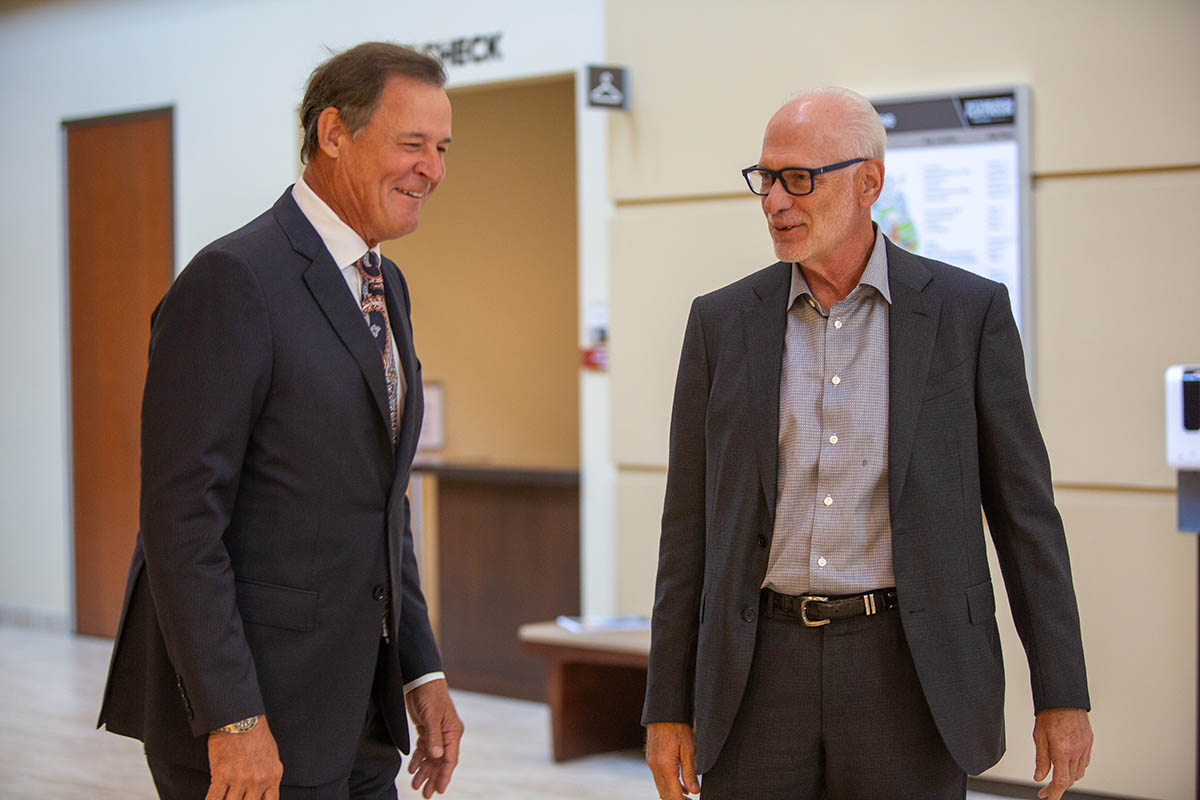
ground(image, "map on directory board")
xmin=870 ymin=88 xmax=1030 ymax=337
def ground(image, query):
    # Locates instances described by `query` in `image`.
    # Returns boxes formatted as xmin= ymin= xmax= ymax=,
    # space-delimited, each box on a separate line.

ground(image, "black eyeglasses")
xmin=741 ymin=158 xmax=867 ymax=197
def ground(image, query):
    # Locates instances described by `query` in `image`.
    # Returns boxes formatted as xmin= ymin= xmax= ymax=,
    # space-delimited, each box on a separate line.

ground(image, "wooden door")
xmin=65 ymin=109 xmax=173 ymax=637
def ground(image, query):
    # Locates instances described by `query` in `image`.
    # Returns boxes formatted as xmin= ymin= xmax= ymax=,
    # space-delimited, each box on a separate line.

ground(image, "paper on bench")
xmin=554 ymin=614 xmax=650 ymax=633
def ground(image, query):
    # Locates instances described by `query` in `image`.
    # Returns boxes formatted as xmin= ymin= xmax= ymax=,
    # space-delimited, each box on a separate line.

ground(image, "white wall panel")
xmin=614 ymin=470 xmax=668 ymax=615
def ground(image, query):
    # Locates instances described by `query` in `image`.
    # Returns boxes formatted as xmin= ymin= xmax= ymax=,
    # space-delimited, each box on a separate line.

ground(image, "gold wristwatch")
xmin=217 ymin=715 xmax=259 ymax=734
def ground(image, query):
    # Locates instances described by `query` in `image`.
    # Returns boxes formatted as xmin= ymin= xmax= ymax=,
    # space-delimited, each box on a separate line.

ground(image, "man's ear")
xmin=858 ymin=158 xmax=885 ymax=208
xmin=316 ymin=107 xmax=346 ymax=159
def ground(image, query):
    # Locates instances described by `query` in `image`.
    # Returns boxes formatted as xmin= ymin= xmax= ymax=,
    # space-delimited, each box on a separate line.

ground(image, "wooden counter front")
xmin=413 ymin=461 xmax=580 ymax=701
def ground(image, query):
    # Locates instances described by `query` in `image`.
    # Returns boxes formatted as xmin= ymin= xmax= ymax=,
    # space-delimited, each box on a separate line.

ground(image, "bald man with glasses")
xmin=643 ymin=87 xmax=1093 ymax=800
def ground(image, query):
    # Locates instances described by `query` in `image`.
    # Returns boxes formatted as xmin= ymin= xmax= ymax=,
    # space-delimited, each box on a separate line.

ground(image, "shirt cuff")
xmin=402 ymin=671 xmax=446 ymax=694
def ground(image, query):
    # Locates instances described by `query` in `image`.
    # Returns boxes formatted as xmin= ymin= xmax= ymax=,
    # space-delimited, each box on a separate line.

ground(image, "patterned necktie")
xmin=353 ymin=250 xmax=400 ymax=448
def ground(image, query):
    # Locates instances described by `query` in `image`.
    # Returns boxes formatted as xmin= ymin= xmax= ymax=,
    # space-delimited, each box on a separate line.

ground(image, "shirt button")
xmin=742 ymin=607 xmax=757 ymax=623
xmin=828 ymin=434 xmax=838 ymax=445
xmin=831 ymin=375 xmax=841 ymax=385
xmin=834 ymin=319 xmax=843 ymax=329
xmin=373 ymin=585 xmax=386 ymax=601
xmin=823 ymin=495 xmax=833 ymax=506
xmin=817 ymin=557 xmax=827 ymax=567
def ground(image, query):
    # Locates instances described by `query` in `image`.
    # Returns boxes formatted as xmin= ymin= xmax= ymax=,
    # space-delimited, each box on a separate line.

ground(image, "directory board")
xmin=871 ymin=87 xmax=1032 ymax=340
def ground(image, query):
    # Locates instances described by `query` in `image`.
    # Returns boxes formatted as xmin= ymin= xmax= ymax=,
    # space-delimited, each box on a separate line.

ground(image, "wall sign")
xmin=871 ymin=87 xmax=1032 ymax=343
xmin=409 ymin=33 xmax=503 ymax=67
xmin=586 ymin=65 xmax=629 ymax=110
xmin=418 ymin=381 xmax=445 ymax=451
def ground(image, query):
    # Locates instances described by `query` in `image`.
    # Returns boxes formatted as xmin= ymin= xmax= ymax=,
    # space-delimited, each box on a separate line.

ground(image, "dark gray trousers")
xmin=700 ymin=597 xmax=966 ymax=800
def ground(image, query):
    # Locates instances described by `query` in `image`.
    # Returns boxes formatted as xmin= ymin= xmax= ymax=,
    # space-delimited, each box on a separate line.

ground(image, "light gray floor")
xmin=0 ymin=625 xmax=1011 ymax=799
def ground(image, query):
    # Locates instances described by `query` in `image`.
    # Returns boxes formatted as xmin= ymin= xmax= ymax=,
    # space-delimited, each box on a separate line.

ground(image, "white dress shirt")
xmin=291 ymin=177 xmax=407 ymax=408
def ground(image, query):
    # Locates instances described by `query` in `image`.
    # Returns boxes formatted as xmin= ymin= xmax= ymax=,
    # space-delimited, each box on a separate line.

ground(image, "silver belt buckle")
xmin=799 ymin=595 xmax=829 ymax=627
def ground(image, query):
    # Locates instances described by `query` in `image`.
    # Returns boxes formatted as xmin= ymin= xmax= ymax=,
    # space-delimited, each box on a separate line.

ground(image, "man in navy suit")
xmin=100 ymin=42 xmax=462 ymax=800
xmin=643 ymin=87 xmax=1093 ymax=799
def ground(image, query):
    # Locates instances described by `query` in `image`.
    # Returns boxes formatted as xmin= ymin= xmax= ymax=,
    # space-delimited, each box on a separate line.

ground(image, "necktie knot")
xmin=355 ymin=252 xmax=385 ymax=305
xmin=356 ymin=250 xmax=382 ymax=279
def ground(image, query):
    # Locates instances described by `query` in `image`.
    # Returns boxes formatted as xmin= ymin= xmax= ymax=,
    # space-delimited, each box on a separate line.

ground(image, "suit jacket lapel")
xmin=745 ymin=262 xmax=791 ymax=518
xmin=273 ymin=191 xmax=394 ymax=445
xmin=886 ymin=240 xmax=940 ymax=513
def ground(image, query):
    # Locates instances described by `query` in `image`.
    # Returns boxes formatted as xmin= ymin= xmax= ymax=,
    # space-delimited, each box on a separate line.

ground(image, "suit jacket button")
xmin=757 ymin=534 xmax=768 ymax=548
xmin=741 ymin=607 xmax=757 ymax=623
xmin=373 ymin=585 xmax=386 ymax=601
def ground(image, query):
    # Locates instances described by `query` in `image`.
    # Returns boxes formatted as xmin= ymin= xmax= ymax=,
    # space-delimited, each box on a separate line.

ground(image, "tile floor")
xmin=0 ymin=625 xmax=1013 ymax=799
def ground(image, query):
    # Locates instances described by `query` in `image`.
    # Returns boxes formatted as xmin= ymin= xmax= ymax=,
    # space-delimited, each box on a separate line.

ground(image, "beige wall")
xmin=607 ymin=1 xmax=1200 ymax=797
xmin=385 ymin=76 xmax=579 ymax=469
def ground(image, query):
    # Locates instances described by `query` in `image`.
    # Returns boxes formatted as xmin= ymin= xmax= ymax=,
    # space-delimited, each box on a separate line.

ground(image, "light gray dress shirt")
xmin=763 ymin=225 xmax=895 ymax=596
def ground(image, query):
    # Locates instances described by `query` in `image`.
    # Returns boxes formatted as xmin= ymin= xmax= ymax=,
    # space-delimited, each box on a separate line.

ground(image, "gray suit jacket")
xmin=98 ymin=189 xmax=440 ymax=786
xmin=642 ymin=239 xmax=1089 ymax=775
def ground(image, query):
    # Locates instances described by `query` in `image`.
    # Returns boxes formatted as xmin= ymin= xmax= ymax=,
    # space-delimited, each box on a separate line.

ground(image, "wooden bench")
xmin=517 ymin=621 xmax=651 ymax=762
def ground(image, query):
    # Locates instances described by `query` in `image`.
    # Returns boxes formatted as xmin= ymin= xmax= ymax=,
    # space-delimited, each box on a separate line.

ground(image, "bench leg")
xmin=545 ymin=660 xmax=647 ymax=762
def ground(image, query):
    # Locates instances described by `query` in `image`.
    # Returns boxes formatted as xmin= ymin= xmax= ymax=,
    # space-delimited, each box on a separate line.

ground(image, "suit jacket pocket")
xmin=923 ymin=357 xmax=972 ymax=401
xmin=966 ymin=579 xmax=996 ymax=625
xmin=235 ymin=578 xmax=318 ymax=632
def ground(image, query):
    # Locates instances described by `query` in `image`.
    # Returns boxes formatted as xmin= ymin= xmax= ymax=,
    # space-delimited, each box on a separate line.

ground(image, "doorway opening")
xmin=385 ymin=75 xmax=581 ymax=698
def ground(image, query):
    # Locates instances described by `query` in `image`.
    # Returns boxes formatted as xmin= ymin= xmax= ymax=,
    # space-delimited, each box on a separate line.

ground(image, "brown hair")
xmin=299 ymin=42 xmax=447 ymax=164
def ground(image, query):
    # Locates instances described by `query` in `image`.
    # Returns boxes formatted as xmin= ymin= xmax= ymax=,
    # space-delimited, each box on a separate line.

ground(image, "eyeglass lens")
xmin=748 ymin=168 xmax=813 ymax=196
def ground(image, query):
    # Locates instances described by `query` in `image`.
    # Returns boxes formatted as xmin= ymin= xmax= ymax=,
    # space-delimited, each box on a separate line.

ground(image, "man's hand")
xmin=646 ymin=722 xmax=701 ymax=799
xmin=1033 ymin=707 xmax=1093 ymax=800
xmin=206 ymin=714 xmax=283 ymax=800
xmin=405 ymin=679 xmax=464 ymax=798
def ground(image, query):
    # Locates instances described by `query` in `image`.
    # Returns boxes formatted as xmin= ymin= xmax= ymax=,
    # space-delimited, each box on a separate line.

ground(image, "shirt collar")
xmin=788 ymin=224 xmax=892 ymax=311
xmin=291 ymin=176 xmax=379 ymax=269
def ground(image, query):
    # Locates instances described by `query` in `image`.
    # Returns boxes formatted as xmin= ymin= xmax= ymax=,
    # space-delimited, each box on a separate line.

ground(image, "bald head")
xmin=767 ymin=87 xmax=886 ymax=162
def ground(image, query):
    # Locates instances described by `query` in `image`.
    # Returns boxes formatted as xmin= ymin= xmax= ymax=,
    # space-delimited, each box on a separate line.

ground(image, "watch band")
xmin=217 ymin=715 xmax=259 ymax=734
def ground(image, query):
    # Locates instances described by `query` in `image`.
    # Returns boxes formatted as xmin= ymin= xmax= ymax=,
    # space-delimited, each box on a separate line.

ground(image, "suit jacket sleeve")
xmin=139 ymin=247 xmax=272 ymax=736
xmin=643 ymin=300 xmax=710 ymax=725
xmin=975 ymin=284 xmax=1090 ymax=712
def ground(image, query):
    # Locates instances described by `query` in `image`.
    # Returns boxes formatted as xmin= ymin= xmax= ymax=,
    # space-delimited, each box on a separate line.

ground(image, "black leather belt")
xmin=762 ymin=587 xmax=898 ymax=627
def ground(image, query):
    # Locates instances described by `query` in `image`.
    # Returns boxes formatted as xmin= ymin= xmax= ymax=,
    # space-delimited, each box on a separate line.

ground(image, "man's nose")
xmin=762 ymin=179 xmax=792 ymax=213
xmin=416 ymin=146 xmax=445 ymax=183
